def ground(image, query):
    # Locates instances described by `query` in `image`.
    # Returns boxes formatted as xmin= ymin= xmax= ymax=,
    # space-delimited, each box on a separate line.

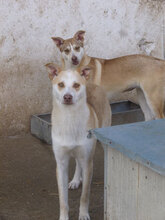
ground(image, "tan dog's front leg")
xmin=55 ymin=152 xmax=69 ymax=220
xmin=79 ymin=159 xmax=93 ymax=220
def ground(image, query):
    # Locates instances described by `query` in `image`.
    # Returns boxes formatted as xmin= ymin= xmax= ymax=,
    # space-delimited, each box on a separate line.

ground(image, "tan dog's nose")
xmin=63 ymin=94 xmax=73 ymax=104
xmin=72 ymin=55 xmax=78 ymax=62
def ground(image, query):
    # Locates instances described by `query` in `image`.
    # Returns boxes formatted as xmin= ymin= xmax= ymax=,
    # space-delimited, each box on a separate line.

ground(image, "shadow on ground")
xmin=0 ymin=134 xmax=104 ymax=220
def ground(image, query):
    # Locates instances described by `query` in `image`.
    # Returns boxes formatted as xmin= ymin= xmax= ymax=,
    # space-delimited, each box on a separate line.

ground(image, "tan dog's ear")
xmin=45 ymin=63 xmax=61 ymax=80
xmin=51 ymin=37 xmax=64 ymax=49
xmin=74 ymin=30 xmax=85 ymax=43
xmin=80 ymin=66 xmax=92 ymax=80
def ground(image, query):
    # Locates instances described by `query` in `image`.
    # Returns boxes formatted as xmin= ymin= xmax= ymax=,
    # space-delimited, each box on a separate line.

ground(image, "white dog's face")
xmin=46 ymin=63 xmax=91 ymax=106
xmin=52 ymin=30 xmax=85 ymax=69
xmin=53 ymin=70 xmax=86 ymax=105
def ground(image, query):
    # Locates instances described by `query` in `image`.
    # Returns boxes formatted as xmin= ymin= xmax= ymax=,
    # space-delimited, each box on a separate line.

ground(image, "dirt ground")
xmin=0 ymin=134 xmax=104 ymax=220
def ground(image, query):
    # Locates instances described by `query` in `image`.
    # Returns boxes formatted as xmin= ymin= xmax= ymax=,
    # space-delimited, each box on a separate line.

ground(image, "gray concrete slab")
xmin=0 ymin=134 xmax=104 ymax=220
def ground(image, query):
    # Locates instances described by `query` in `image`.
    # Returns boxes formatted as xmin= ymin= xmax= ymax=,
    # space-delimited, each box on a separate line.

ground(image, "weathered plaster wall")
xmin=0 ymin=0 xmax=165 ymax=136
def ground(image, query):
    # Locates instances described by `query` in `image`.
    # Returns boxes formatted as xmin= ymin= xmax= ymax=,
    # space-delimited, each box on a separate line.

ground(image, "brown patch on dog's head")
xmin=51 ymin=30 xmax=85 ymax=52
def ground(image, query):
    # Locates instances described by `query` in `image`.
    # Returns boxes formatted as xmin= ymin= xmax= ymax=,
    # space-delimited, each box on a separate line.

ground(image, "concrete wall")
xmin=0 ymin=0 xmax=165 ymax=136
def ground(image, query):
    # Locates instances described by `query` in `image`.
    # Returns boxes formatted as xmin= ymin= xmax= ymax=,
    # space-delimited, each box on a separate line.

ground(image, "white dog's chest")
xmin=51 ymin=114 xmax=91 ymax=148
xmin=52 ymin=128 xmax=89 ymax=147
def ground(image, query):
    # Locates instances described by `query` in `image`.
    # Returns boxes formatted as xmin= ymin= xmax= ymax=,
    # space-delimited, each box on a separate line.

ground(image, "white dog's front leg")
xmin=79 ymin=159 xmax=93 ymax=220
xmin=55 ymin=151 xmax=69 ymax=220
xmin=69 ymin=159 xmax=82 ymax=190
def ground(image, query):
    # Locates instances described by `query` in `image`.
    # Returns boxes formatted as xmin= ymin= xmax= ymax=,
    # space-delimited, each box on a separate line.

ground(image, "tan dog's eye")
xmin=58 ymin=82 xmax=65 ymax=88
xmin=64 ymin=49 xmax=70 ymax=54
xmin=73 ymin=83 xmax=80 ymax=89
xmin=75 ymin=46 xmax=80 ymax=51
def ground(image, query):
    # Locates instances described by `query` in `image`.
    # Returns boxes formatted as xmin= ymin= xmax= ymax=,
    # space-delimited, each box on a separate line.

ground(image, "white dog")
xmin=46 ymin=63 xmax=111 ymax=220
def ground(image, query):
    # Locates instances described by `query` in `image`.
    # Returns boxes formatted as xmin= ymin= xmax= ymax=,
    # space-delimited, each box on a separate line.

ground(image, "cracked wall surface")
xmin=0 ymin=0 xmax=165 ymax=136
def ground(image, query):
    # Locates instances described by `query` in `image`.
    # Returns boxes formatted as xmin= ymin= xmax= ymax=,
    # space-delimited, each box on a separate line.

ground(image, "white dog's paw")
xmin=79 ymin=213 xmax=90 ymax=220
xmin=68 ymin=179 xmax=81 ymax=190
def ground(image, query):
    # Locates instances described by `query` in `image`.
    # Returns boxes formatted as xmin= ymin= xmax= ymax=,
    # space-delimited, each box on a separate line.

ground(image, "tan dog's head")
xmin=52 ymin=30 xmax=85 ymax=69
xmin=46 ymin=63 xmax=91 ymax=106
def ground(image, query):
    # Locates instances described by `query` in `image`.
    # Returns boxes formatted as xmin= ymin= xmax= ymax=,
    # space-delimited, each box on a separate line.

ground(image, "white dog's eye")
xmin=73 ymin=83 xmax=80 ymax=89
xmin=58 ymin=82 xmax=65 ymax=88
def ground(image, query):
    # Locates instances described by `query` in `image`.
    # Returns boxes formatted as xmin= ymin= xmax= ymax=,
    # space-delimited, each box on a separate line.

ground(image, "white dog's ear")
xmin=45 ymin=63 xmax=61 ymax=80
xmin=51 ymin=37 xmax=64 ymax=49
xmin=80 ymin=66 xmax=91 ymax=80
xmin=74 ymin=30 xmax=85 ymax=43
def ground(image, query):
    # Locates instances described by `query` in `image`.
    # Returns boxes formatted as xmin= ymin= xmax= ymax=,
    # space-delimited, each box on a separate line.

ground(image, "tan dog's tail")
xmin=86 ymin=83 xmax=111 ymax=127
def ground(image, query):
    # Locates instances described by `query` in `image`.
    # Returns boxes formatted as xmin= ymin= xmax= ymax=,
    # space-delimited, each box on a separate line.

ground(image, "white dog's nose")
xmin=63 ymin=93 xmax=73 ymax=104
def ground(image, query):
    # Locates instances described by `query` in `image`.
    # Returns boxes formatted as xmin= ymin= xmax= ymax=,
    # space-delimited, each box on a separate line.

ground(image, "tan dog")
xmin=46 ymin=63 xmax=111 ymax=220
xmin=52 ymin=31 xmax=165 ymax=121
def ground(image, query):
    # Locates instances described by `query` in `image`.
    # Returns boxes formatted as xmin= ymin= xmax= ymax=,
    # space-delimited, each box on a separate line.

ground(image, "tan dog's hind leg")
xmin=137 ymin=88 xmax=154 ymax=121
xmin=141 ymin=86 xmax=165 ymax=119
